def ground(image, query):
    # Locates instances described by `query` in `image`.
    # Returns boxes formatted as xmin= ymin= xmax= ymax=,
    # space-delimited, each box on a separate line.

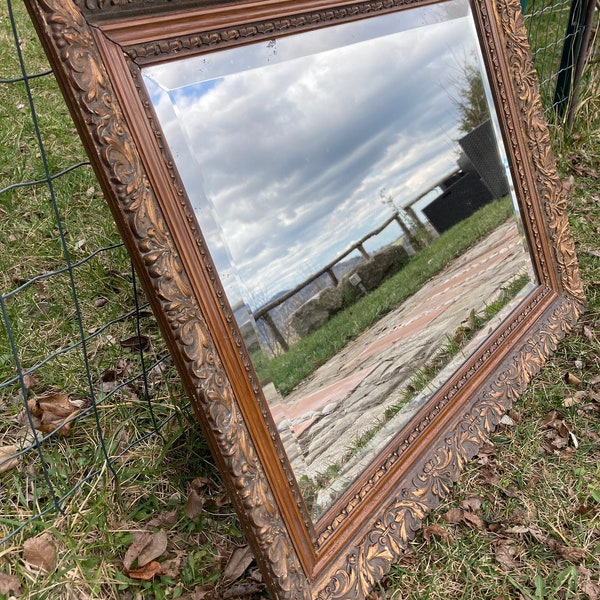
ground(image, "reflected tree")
xmin=448 ymin=54 xmax=490 ymax=134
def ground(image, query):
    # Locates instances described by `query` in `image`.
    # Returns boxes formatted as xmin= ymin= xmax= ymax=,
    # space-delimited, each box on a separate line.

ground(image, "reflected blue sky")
xmin=143 ymin=0 xmax=492 ymax=311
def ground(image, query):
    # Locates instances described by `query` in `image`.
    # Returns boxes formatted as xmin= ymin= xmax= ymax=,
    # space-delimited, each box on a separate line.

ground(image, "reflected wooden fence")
xmin=252 ymin=211 xmax=423 ymax=352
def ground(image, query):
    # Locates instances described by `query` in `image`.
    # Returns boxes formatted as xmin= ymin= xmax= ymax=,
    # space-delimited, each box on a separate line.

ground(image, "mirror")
xmin=141 ymin=0 xmax=539 ymax=518
xmin=25 ymin=0 xmax=584 ymax=597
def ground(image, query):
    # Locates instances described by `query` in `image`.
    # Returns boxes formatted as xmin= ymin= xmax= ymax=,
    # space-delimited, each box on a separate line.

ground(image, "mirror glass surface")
xmin=143 ymin=0 xmax=538 ymax=519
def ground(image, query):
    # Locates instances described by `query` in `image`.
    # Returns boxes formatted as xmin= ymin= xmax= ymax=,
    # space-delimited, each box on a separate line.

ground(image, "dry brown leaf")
xmin=184 ymin=583 xmax=214 ymax=599
xmin=541 ymin=410 xmax=561 ymax=427
xmin=478 ymin=465 xmax=500 ymax=486
xmin=422 ymin=524 xmax=454 ymax=543
xmin=443 ymin=508 xmax=464 ymax=524
xmin=94 ymin=296 xmax=108 ymax=308
xmin=557 ymin=545 xmax=586 ymax=562
xmin=563 ymin=390 xmax=589 ymax=407
xmin=574 ymin=503 xmax=595 ymax=516
xmin=396 ymin=548 xmax=417 ymax=567
xmin=583 ymin=429 xmax=600 ymax=443
xmin=184 ymin=488 xmax=205 ymax=521
xmin=541 ymin=411 xmax=576 ymax=453
xmin=364 ymin=590 xmax=387 ymax=600
xmin=583 ymin=580 xmax=600 ymax=600
xmin=22 ymin=373 xmax=37 ymax=392
xmin=25 ymin=393 xmax=82 ymax=435
xmin=160 ymin=555 xmax=182 ymax=578
xmin=564 ymin=372 xmax=583 ymax=387
xmin=504 ymin=525 xmax=530 ymax=535
xmin=493 ymin=538 xmax=520 ymax=568
xmin=190 ymin=476 xmax=211 ymax=491
xmin=184 ymin=478 xmax=209 ymax=521
xmin=127 ymin=560 xmax=162 ymax=580
xmin=147 ymin=508 xmax=179 ymax=528
xmin=119 ymin=335 xmax=150 ymax=352
xmin=123 ymin=531 xmax=152 ymax=571
xmin=504 ymin=525 xmax=547 ymax=543
xmin=0 ymin=572 xmax=23 ymax=597
xmin=475 ymin=442 xmax=497 ymax=465
xmin=461 ymin=496 xmax=483 ymax=512
xmin=137 ymin=530 xmax=168 ymax=567
xmin=23 ymin=534 xmax=56 ymax=572
xmin=222 ymin=545 xmax=254 ymax=583
xmin=462 ymin=510 xmax=486 ymax=530
xmin=0 ymin=445 xmax=19 ymax=474
xmin=222 ymin=581 xmax=268 ymax=599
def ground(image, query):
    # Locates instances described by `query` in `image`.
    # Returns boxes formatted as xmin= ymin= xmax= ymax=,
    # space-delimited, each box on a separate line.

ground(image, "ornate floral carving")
xmin=126 ymin=0 xmax=425 ymax=64
xmin=26 ymin=0 xmax=585 ymax=598
xmin=131 ymin=66 xmax=315 ymax=536
xmin=119 ymin=0 xmax=584 ymax=550
xmin=27 ymin=0 xmax=309 ymax=597
xmin=494 ymin=0 xmax=585 ymax=303
xmin=316 ymin=294 xmax=582 ymax=598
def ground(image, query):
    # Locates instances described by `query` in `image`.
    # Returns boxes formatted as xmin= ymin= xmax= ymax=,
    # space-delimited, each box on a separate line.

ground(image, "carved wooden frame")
xmin=24 ymin=0 xmax=584 ymax=597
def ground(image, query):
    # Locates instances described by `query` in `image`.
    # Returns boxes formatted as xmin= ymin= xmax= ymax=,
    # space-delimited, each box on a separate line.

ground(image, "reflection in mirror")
xmin=143 ymin=0 xmax=537 ymax=519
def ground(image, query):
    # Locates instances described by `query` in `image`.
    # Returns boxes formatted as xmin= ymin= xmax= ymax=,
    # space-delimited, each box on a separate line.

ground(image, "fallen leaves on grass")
xmin=138 ymin=530 xmax=168 ymax=567
xmin=563 ymin=390 xmax=589 ymax=407
xmin=127 ymin=560 xmax=162 ymax=580
xmin=461 ymin=496 xmax=483 ymax=512
xmin=147 ymin=507 xmax=179 ymax=528
xmin=222 ymin=545 xmax=255 ymax=583
xmin=0 ymin=445 xmax=19 ymax=473
xmin=564 ymin=372 xmax=583 ymax=387
xmin=504 ymin=525 xmax=547 ymax=544
xmin=184 ymin=477 xmax=209 ymax=521
xmin=443 ymin=507 xmax=486 ymax=530
xmin=123 ymin=530 xmax=168 ymax=571
xmin=475 ymin=441 xmax=497 ymax=466
xmin=556 ymin=545 xmax=587 ymax=562
xmin=493 ymin=538 xmax=520 ymax=568
xmin=583 ymin=581 xmax=600 ymax=600
xmin=23 ymin=534 xmax=56 ymax=572
xmin=119 ymin=335 xmax=150 ymax=352
xmin=422 ymin=524 xmax=454 ymax=543
xmin=21 ymin=393 xmax=83 ymax=435
xmin=0 ymin=573 xmax=23 ymax=597
xmin=541 ymin=411 xmax=577 ymax=454
xmin=22 ymin=373 xmax=37 ymax=392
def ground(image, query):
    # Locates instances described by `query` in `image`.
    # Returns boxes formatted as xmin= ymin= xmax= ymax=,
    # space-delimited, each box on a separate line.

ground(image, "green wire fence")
xmin=0 ymin=0 xmax=597 ymax=544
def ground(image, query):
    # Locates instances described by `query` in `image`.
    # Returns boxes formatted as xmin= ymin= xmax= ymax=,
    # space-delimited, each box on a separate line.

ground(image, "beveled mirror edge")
xmin=23 ymin=0 xmax=585 ymax=598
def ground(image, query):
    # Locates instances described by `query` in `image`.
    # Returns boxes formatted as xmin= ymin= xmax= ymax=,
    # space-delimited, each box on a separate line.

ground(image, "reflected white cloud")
xmin=144 ymin=0 xmax=481 ymax=309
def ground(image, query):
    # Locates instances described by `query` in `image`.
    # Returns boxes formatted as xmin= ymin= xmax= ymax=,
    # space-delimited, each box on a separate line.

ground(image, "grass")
xmin=1 ymin=1 xmax=599 ymax=599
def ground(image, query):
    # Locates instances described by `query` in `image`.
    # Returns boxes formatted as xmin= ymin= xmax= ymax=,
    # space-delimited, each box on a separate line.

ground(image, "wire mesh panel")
xmin=525 ymin=0 xmax=599 ymax=120
xmin=0 ymin=0 xmax=192 ymax=545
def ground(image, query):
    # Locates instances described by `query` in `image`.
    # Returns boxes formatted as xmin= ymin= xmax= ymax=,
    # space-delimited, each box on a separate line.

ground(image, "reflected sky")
xmin=143 ymin=0 xmax=486 ymax=310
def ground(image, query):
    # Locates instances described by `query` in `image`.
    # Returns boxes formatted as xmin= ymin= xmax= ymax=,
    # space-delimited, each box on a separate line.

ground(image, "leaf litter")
xmin=18 ymin=393 xmax=84 ymax=435
xmin=22 ymin=534 xmax=56 ymax=572
xmin=222 ymin=545 xmax=255 ymax=583
xmin=0 ymin=444 xmax=19 ymax=473
xmin=123 ymin=530 xmax=167 ymax=571
xmin=0 ymin=572 xmax=23 ymax=597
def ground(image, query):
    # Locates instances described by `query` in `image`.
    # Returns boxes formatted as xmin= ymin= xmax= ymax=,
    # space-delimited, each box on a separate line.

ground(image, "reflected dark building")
xmin=423 ymin=119 xmax=510 ymax=233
